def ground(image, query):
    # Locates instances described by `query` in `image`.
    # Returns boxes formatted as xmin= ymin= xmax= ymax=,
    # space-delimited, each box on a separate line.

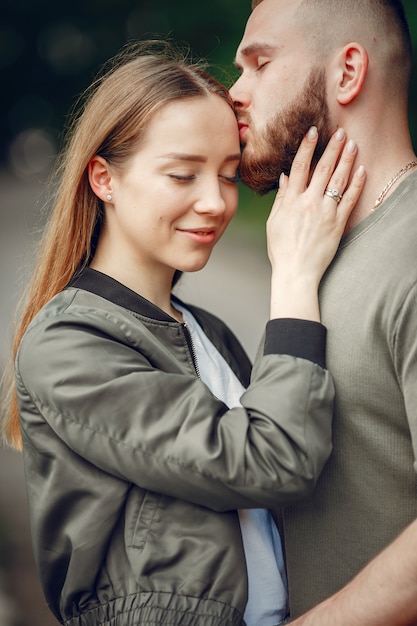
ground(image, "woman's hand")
xmin=267 ymin=126 xmax=366 ymax=321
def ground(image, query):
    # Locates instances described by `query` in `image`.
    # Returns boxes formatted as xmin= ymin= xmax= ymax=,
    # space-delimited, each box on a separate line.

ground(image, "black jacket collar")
xmin=68 ymin=267 xmax=177 ymax=322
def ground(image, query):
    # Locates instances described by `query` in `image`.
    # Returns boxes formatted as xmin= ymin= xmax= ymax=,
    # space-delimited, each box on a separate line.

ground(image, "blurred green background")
xmin=1 ymin=0 xmax=246 ymax=167
xmin=2 ymin=0 xmax=417 ymax=227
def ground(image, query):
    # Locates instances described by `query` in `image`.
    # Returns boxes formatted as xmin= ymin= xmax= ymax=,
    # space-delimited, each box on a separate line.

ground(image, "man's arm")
xmin=289 ymin=517 xmax=417 ymax=625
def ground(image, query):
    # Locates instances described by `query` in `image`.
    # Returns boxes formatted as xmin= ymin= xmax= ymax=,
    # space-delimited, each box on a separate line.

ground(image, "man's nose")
xmin=229 ymin=76 xmax=249 ymax=109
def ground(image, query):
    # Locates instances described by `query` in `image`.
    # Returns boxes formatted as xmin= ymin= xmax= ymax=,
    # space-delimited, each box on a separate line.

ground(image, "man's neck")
xmin=343 ymin=147 xmax=417 ymax=234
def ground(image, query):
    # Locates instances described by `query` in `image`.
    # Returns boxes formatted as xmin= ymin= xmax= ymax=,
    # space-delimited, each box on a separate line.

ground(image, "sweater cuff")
xmin=264 ymin=318 xmax=327 ymax=369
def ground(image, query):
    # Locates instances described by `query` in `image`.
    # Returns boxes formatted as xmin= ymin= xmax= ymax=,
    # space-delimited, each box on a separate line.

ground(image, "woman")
xmin=2 ymin=42 xmax=364 ymax=625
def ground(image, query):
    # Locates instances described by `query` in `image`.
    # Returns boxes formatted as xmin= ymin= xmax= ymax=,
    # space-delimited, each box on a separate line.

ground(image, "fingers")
xmin=319 ymin=135 xmax=357 ymax=203
xmin=323 ymin=136 xmax=366 ymax=228
xmin=272 ymin=125 xmax=366 ymax=234
xmin=286 ymin=126 xmax=352 ymax=195
xmin=336 ymin=164 xmax=366 ymax=227
xmin=286 ymin=126 xmax=320 ymax=192
xmin=304 ymin=128 xmax=366 ymax=228
xmin=275 ymin=172 xmax=288 ymax=201
xmin=308 ymin=127 xmax=348 ymax=194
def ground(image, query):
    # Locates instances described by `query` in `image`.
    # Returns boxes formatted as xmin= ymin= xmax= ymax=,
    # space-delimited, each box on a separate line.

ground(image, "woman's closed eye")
xmin=168 ymin=173 xmax=196 ymax=182
xmin=220 ymin=173 xmax=241 ymax=184
xmin=168 ymin=172 xmax=240 ymax=184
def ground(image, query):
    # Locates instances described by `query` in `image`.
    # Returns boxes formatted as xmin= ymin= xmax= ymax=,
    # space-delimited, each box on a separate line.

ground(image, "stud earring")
xmin=106 ymin=194 xmax=112 ymax=201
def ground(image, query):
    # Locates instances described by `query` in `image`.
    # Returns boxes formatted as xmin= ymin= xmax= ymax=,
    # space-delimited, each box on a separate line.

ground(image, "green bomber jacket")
xmin=15 ymin=268 xmax=334 ymax=626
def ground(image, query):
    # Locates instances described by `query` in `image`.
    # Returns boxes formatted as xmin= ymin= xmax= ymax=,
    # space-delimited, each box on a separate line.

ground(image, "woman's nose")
xmin=194 ymin=182 xmax=226 ymax=215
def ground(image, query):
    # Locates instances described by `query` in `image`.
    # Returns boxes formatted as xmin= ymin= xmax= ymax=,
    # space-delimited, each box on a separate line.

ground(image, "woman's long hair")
xmin=1 ymin=40 xmax=234 ymax=449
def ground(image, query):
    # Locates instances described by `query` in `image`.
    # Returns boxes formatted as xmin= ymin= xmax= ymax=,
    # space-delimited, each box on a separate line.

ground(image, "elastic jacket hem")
xmin=63 ymin=592 xmax=243 ymax=626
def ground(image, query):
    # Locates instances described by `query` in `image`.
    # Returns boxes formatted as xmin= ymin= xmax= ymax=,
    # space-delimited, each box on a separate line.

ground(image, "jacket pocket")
xmin=125 ymin=488 xmax=161 ymax=551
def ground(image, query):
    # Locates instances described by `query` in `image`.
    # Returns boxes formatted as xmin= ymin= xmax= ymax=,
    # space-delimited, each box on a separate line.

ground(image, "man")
xmin=231 ymin=1 xmax=417 ymax=624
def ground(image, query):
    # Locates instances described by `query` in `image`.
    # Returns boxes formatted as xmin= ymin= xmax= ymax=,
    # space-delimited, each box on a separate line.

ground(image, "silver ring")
xmin=324 ymin=188 xmax=343 ymax=203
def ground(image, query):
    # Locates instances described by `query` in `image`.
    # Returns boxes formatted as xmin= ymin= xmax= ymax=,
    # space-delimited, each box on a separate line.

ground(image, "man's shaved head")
xmin=251 ymin=0 xmax=412 ymax=95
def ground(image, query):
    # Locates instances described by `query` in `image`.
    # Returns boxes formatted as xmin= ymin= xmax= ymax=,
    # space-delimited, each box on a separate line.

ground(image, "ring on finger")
xmin=324 ymin=188 xmax=343 ymax=203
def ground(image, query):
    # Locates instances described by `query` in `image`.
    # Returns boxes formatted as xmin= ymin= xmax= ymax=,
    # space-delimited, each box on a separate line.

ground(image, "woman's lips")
xmin=177 ymin=228 xmax=217 ymax=245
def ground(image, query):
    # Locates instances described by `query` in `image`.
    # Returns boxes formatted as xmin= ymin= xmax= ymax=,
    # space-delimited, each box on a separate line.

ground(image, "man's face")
xmin=237 ymin=67 xmax=333 ymax=194
xmin=231 ymin=0 xmax=334 ymax=194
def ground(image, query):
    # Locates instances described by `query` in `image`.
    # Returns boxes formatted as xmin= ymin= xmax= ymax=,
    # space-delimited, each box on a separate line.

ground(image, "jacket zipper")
xmin=182 ymin=323 xmax=201 ymax=379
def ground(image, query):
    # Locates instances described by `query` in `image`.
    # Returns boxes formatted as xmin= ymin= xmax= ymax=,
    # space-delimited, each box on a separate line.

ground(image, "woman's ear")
xmin=88 ymin=156 xmax=113 ymax=202
xmin=336 ymin=42 xmax=368 ymax=105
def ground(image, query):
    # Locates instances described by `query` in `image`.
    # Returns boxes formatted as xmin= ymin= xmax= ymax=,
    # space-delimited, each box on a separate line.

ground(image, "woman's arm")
xmin=16 ymin=300 xmax=334 ymax=512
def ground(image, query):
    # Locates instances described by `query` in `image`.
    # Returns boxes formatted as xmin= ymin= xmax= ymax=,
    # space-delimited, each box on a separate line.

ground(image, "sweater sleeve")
xmin=393 ymin=281 xmax=417 ymax=470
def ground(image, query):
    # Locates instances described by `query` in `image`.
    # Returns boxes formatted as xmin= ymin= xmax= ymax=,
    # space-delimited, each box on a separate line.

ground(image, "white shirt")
xmin=176 ymin=303 xmax=288 ymax=626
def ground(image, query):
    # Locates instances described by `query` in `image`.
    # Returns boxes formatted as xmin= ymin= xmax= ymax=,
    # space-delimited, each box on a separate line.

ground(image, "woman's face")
xmin=97 ymin=95 xmax=240 ymax=286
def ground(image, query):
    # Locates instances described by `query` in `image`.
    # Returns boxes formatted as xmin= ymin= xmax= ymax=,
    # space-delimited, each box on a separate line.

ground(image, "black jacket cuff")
xmin=264 ymin=318 xmax=327 ymax=369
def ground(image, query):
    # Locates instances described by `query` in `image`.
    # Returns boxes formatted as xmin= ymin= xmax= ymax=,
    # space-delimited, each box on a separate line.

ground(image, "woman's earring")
xmin=106 ymin=194 xmax=112 ymax=201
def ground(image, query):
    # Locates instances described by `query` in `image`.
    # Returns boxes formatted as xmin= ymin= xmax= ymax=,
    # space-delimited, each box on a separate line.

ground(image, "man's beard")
xmin=239 ymin=67 xmax=333 ymax=195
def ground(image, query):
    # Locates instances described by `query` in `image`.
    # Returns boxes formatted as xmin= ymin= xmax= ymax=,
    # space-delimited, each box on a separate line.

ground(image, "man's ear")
xmin=88 ymin=155 xmax=113 ymax=202
xmin=336 ymin=42 xmax=368 ymax=105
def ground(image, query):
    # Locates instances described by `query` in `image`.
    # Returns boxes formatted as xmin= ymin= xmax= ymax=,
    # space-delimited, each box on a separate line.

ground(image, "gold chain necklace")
xmin=371 ymin=160 xmax=417 ymax=212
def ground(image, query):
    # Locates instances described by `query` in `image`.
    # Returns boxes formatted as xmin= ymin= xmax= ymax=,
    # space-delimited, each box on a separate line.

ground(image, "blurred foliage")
xmin=1 ymin=0 xmax=417 ymax=223
xmin=1 ymin=0 xmax=246 ymax=168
